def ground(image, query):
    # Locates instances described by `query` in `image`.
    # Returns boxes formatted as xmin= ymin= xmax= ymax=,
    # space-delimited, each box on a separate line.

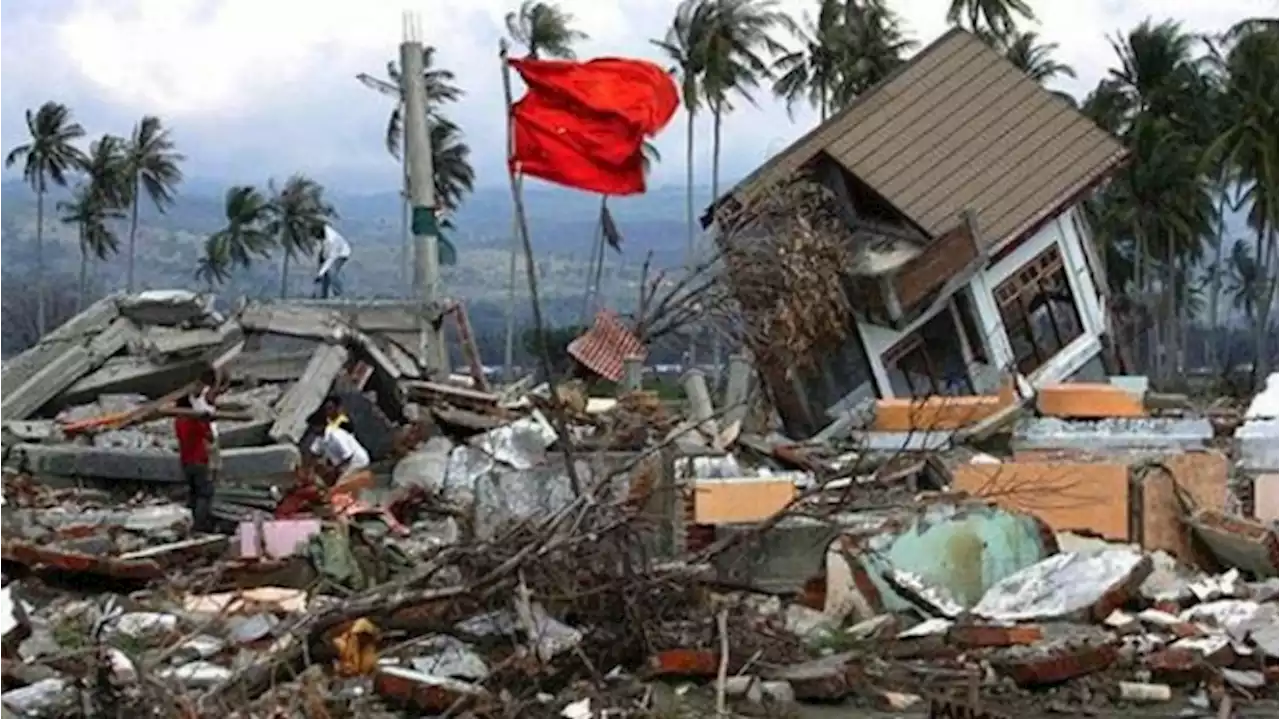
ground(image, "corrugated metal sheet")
xmin=567 ymin=310 xmax=646 ymax=382
xmin=728 ymin=28 xmax=1127 ymax=253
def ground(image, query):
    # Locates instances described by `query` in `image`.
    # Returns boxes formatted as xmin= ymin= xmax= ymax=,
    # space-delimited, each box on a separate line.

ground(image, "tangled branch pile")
xmin=716 ymin=173 xmax=857 ymax=370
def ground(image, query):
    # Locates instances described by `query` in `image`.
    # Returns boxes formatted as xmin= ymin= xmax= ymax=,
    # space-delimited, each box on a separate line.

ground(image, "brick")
xmin=949 ymin=624 xmax=1044 ymax=648
xmin=873 ymin=384 xmax=1014 ymax=432
xmin=1036 ymin=383 xmax=1146 ymax=419
xmin=647 ymin=649 xmax=719 ymax=678
xmin=951 ymin=460 xmax=1130 ymax=541
xmin=995 ymin=643 xmax=1119 ymax=686
xmin=1143 ymin=646 xmax=1208 ymax=683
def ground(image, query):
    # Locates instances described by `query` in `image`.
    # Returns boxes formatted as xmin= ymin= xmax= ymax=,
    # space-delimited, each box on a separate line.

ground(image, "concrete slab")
xmin=13 ymin=443 xmax=299 ymax=484
xmin=1013 ymin=417 xmax=1213 ymax=452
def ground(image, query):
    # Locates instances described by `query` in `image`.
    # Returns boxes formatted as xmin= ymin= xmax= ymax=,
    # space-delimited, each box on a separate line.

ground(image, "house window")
xmin=993 ymin=245 xmax=1084 ymax=375
xmin=882 ymin=311 xmax=973 ymax=397
xmin=799 ymin=313 xmax=876 ymax=418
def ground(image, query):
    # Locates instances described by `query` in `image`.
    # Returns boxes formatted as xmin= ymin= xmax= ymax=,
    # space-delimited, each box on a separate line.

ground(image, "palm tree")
xmin=123 ymin=115 xmax=184 ymax=293
xmin=946 ymin=0 xmax=1034 ymax=37
xmin=772 ymin=0 xmax=845 ymax=121
xmin=431 ymin=118 xmax=476 ymax=224
xmin=1210 ymin=20 xmax=1278 ymax=384
xmin=1226 ymin=238 xmax=1262 ymax=323
xmin=4 ymin=102 xmax=87 ymax=336
xmin=701 ymin=0 xmax=791 ymax=203
xmin=832 ymin=0 xmax=916 ymax=106
xmin=356 ymin=46 xmax=463 ymax=160
xmin=59 ymin=185 xmax=125 ymax=309
xmin=266 ymin=175 xmax=333 ymax=299
xmin=504 ymin=0 xmax=588 ymax=59
xmin=60 ymin=134 xmax=128 ymax=308
xmin=503 ymin=0 xmax=589 ymax=380
xmin=194 ymin=235 xmax=232 ymax=290
xmin=652 ymin=0 xmax=716 ymax=366
xmin=209 ymin=185 xmax=274 ymax=280
xmin=985 ymin=30 xmax=1075 ymax=85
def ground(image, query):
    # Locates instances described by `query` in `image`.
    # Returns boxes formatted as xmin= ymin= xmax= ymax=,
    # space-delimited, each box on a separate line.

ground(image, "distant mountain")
xmin=0 ymin=177 xmax=722 ymax=362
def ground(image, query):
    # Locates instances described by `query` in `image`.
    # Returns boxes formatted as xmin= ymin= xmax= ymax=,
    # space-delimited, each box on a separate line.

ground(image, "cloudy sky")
xmin=1 ymin=0 xmax=1272 ymax=194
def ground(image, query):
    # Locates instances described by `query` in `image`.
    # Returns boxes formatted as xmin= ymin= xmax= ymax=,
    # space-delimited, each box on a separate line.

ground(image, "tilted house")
xmin=707 ymin=28 xmax=1129 ymax=436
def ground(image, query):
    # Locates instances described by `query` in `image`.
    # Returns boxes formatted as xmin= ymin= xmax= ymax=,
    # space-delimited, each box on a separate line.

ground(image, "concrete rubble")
xmin=0 ymin=293 xmax=1277 ymax=717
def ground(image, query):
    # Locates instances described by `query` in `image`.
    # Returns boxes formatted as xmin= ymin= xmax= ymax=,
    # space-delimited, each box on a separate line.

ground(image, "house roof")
xmin=719 ymin=28 xmax=1128 ymax=252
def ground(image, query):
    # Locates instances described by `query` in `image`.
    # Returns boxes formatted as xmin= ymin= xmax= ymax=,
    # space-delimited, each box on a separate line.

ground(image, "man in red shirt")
xmin=174 ymin=394 xmax=215 ymax=533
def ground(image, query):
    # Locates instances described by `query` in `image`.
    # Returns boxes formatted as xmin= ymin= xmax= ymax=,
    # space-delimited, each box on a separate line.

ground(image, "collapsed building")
xmin=707 ymin=28 xmax=1126 ymax=438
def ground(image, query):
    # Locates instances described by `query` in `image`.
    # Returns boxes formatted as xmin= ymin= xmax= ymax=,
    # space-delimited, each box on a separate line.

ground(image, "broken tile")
xmin=972 ymin=549 xmax=1152 ymax=623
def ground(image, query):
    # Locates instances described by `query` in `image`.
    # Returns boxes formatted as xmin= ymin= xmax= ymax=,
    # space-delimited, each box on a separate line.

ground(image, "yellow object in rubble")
xmin=333 ymin=617 xmax=381 ymax=676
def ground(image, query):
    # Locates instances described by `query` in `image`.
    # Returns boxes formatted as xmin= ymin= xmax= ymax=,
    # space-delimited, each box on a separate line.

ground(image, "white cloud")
xmin=7 ymin=0 xmax=1275 ymax=188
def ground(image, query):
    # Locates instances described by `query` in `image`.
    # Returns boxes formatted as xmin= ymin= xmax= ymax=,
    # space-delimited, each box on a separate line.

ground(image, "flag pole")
xmin=589 ymin=197 xmax=609 ymax=317
xmin=579 ymin=197 xmax=605 ymax=326
xmin=501 ymin=40 xmax=520 ymax=383
xmin=500 ymin=42 xmax=585 ymax=495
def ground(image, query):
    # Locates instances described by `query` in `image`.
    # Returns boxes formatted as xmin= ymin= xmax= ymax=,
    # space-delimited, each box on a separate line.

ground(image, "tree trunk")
xmin=1251 ymin=227 xmax=1278 ymax=388
xmin=77 ymin=227 xmax=88 ymax=312
xmin=127 ymin=176 xmax=140 ymax=293
xmin=1207 ymin=197 xmax=1227 ymax=371
xmin=279 ymin=251 xmax=291 ymax=299
xmin=710 ymin=105 xmax=724 ymax=386
xmin=685 ymin=107 xmax=697 ymax=369
xmin=35 ymin=187 xmax=46 ymax=337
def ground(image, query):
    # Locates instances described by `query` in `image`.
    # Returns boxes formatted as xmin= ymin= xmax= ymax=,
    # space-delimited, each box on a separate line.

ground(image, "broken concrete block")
xmin=1014 ymin=417 xmax=1213 ymax=452
xmin=130 ymin=321 xmax=240 ymax=360
xmin=1 ymin=677 xmax=77 ymax=716
xmin=467 ymin=411 xmax=557 ymax=470
xmin=0 ymin=585 xmax=30 ymax=656
xmin=117 ymin=290 xmax=214 ymax=326
xmin=14 ymin=443 xmax=299 ymax=484
xmin=57 ymin=355 xmax=209 ymax=407
xmin=972 ymin=549 xmax=1152 ymax=623
xmin=2 ymin=317 xmax=140 ymax=421
xmin=269 ymin=343 xmax=350 ymax=444
xmin=1 ymin=295 xmax=119 ymax=399
xmin=393 ymin=437 xmax=455 ymax=491
xmin=238 ymin=302 xmax=349 ymax=340
xmin=1186 ymin=509 xmax=1279 ymax=578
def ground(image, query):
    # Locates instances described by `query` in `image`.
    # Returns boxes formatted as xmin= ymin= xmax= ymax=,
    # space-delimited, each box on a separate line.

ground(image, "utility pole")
xmin=400 ymin=13 xmax=446 ymax=374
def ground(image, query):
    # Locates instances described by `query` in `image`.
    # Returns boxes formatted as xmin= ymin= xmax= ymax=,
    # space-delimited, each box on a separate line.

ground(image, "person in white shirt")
xmin=313 ymin=222 xmax=352 ymax=298
xmin=306 ymin=409 xmax=370 ymax=489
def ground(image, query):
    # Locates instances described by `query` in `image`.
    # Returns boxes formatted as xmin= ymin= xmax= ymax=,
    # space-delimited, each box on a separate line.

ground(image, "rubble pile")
xmin=1 ymin=292 xmax=1278 ymax=717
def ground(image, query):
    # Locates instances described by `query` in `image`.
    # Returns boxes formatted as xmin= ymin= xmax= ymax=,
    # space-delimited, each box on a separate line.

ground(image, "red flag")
xmin=511 ymin=57 xmax=679 ymax=135
xmin=512 ymin=94 xmax=647 ymax=195
xmin=509 ymin=57 xmax=679 ymax=195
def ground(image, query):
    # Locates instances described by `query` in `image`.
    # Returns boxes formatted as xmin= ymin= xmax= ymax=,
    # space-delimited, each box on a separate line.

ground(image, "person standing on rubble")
xmin=313 ymin=220 xmax=352 ymax=299
xmin=174 ymin=394 xmax=216 ymax=534
xmin=306 ymin=408 xmax=371 ymax=495
xmin=190 ymin=367 xmax=226 ymax=485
